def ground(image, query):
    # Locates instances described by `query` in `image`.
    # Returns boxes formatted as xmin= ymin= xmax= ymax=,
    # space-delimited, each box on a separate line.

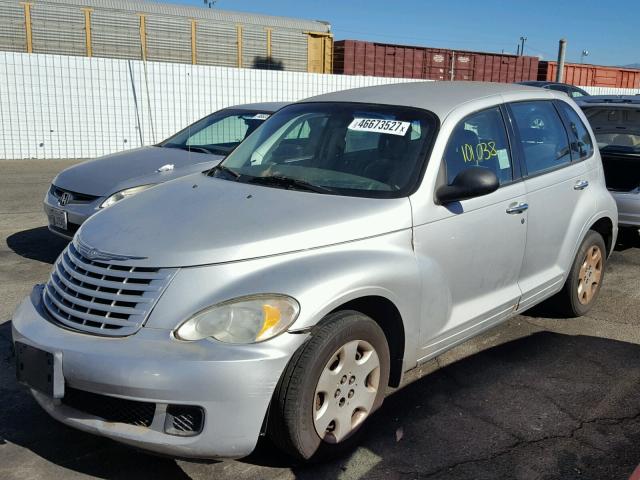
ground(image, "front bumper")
xmin=12 ymin=286 xmax=307 ymax=458
xmin=611 ymin=190 xmax=640 ymax=227
xmin=43 ymin=190 xmax=103 ymax=240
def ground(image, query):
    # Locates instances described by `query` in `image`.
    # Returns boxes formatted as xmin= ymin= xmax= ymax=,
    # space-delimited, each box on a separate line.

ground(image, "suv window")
xmin=443 ymin=107 xmax=513 ymax=185
xmin=556 ymin=102 xmax=594 ymax=160
xmin=510 ymin=101 xmax=572 ymax=175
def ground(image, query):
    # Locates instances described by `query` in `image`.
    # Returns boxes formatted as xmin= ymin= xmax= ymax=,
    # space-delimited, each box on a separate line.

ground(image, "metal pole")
xmin=516 ymin=44 xmax=520 ymax=57
xmin=519 ymin=36 xmax=527 ymax=56
xmin=556 ymin=38 xmax=567 ymax=83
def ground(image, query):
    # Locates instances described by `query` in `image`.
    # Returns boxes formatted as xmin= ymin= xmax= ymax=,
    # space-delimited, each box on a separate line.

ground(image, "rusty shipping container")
xmin=538 ymin=61 xmax=640 ymax=89
xmin=333 ymin=40 xmax=539 ymax=83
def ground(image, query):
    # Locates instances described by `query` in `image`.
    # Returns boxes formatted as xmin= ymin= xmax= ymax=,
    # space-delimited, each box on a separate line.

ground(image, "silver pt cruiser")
xmin=13 ymin=82 xmax=617 ymax=461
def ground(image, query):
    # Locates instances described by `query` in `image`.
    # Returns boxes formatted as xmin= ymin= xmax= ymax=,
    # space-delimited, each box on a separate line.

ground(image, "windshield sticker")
xmin=496 ymin=149 xmax=510 ymax=169
xmin=250 ymin=113 xmax=270 ymax=120
xmin=348 ymin=118 xmax=411 ymax=136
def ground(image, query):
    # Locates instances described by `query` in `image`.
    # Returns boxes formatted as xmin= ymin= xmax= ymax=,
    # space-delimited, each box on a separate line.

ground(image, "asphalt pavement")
xmin=1 ymin=160 xmax=639 ymax=480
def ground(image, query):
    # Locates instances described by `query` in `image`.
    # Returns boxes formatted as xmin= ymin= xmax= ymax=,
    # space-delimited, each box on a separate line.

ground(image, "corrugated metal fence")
xmin=0 ymin=52 xmax=422 ymax=159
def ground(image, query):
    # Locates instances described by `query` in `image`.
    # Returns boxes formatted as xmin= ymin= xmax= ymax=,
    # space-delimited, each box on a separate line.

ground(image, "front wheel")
xmin=268 ymin=311 xmax=390 ymax=461
xmin=557 ymin=230 xmax=606 ymax=317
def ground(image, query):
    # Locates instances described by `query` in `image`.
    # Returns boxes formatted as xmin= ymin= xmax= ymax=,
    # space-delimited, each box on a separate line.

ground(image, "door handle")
xmin=574 ymin=180 xmax=589 ymax=190
xmin=506 ymin=202 xmax=529 ymax=214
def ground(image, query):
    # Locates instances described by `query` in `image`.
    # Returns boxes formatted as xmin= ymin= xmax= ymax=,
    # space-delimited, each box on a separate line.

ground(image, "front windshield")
xmin=583 ymin=106 xmax=640 ymax=152
xmin=211 ymin=102 xmax=437 ymax=198
xmin=159 ymin=108 xmax=272 ymax=156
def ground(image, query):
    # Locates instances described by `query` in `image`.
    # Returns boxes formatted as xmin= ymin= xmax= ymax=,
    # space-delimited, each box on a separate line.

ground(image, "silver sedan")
xmin=44 ymin=102 xmax=288 ymax=239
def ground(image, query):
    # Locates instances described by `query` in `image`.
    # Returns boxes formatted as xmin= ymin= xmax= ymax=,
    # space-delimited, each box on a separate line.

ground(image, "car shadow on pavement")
xmin=6 ymin=227 xmax=68 ymax=264
xmin=2 ymin=325 xmax=639 ymax=480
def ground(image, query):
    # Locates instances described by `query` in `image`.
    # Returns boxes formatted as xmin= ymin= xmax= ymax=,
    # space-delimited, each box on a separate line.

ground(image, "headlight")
xmin=174 ymin=295 xmax=300 ymax=343
xmin=100 ymin=184 xmax=155 ymax=208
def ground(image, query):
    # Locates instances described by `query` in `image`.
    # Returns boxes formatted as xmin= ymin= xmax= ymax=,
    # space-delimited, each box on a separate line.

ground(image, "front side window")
xmin=212 ymin=102 xmax=438 ymax=198
xmin=442 ymin=107 xmax=513 ymax=185
xmin=510 ymin=101 xmax=572 ymax=175
xmin=556 ymin=102 xmax=594 ymax=160
xmin=159 ymin=109 xmax=272 ymax=156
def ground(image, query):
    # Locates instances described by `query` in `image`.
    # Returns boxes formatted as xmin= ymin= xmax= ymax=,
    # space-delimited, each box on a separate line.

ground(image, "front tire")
xmin=268 ymin=310 xmax=390 ymax=461
xmin=557 ymin=230 xmax=606 ymax=317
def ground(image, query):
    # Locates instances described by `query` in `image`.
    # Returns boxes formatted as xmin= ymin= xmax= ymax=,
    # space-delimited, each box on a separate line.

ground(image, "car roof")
xmin=576 ymin=95 xmax=640 ymax=107
xmin=299 ymin=81 xmax=551 ymax=118
xmin=230 ymin=101 xmax=290 ymax=112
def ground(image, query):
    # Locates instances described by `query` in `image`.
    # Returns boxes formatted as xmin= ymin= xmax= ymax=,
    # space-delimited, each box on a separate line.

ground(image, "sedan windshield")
xmin=210 ymin=102 xmax=437 ymax=198
xmin=159 ymin=109 xmax=272 ymax=156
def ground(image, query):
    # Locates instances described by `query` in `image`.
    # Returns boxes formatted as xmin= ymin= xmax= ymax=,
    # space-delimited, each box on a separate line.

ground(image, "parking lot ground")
xmin=1 ymin=160 xmax=639 ymax=480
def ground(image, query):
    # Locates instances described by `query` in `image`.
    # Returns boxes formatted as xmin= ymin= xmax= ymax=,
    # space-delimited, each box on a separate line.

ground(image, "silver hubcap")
xmin=313 ymin=340 xmax=380 ymax=443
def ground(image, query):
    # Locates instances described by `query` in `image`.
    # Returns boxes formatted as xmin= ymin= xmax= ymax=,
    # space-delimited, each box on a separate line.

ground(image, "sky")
xmin=156 ymin=0 xmax=640 ymax=66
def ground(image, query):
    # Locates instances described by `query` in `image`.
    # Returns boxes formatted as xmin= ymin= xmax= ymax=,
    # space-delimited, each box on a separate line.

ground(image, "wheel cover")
xmin=577 ymin=245 xmax=603 ymax=305
xmin=312 ymin=339 xmax=380 ymax=443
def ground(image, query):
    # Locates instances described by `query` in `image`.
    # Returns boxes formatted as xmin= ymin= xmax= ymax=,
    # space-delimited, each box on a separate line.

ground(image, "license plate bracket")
xmin=15 ymin=342 xmax=64 ymax=398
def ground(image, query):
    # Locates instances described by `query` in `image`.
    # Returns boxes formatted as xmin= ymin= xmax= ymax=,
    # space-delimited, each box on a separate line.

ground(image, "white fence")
xmin=1 ymin=52 xmax=638 ymax=160
xmin=0 ymin=52 xmax=422 ymax=159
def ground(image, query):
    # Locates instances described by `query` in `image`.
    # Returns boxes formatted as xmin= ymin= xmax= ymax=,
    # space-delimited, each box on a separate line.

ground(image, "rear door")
xmin=507 ymin=100 xmax=593 ymax=310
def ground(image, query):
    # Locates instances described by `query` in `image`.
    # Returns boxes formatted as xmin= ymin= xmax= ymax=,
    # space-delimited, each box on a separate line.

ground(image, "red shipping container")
xmin=538 ymin=61 xmax=640 ymax=89
xmin=333 ymin=40 xmax=539 ymax=83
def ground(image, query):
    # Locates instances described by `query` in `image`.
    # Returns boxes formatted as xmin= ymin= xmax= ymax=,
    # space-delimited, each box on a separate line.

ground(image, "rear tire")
xmin=268 ymin=310 xmax=390 ymax=462
xmin=556 ymin=230 xmax=606 ymax=317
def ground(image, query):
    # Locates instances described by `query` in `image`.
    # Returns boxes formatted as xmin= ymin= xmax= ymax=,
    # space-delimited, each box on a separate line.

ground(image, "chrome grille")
xmin=43 ymin=243 xmax=176 ymax=336
xmin=50 ymin=185 xmax=99 ymax=204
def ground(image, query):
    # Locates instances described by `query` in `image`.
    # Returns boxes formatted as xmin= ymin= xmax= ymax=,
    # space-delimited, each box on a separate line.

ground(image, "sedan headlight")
xmin=174 ymin=295 xmax=300 ymax=343
xmin=100 ymin=184 xmax=155 ymax=208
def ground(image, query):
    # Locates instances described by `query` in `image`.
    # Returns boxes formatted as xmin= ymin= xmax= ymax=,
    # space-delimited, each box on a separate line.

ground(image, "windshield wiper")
xmin=163 ymin=144 xmax=215 ymax=155
xmin=247 ymin=175 xmax=334 ymax=194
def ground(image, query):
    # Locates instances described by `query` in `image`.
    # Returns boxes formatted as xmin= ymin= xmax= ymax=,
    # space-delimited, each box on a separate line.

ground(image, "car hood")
xmin=52 ymin=146 xmax=221 ymax=197
xmin=76 ymin=174 xmax=412 ymax=268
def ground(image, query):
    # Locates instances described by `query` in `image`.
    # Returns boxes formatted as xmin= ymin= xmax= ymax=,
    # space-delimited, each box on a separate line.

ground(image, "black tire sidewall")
xmin=272 ymin=310 xmax=390 ymax=461
xmin=566 ymin=230 xmax=606 ymax=316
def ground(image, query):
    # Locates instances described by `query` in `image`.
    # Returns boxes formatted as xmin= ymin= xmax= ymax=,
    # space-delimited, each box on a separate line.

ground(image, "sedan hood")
xmin=53 ymin=146 xmax=221 ymax=197
xmin=77 ymin=174 xmax=412 ymax=268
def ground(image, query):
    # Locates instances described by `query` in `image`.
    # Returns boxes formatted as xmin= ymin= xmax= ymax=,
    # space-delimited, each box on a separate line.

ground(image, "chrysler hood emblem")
xmin=75 ymin=237 xmax=147 ymax=262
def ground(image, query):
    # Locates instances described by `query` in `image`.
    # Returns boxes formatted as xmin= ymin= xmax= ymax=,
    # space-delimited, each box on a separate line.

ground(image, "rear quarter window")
xmin=556 ymin=102 xmax=594 ymax=160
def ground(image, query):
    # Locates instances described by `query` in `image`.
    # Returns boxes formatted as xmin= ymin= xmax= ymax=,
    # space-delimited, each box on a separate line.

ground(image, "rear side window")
xmin=510 ymin=101 xmax=572 ymax=175
xmin=556 ymin=102 xmax=594 ymax=160
xmin=443 ymin=107 xmax=513 ymax=185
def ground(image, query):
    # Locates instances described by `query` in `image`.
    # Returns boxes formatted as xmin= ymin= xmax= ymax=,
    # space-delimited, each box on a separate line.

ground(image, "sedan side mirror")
xmin=436 ymin=167 xmax=499 ymax=204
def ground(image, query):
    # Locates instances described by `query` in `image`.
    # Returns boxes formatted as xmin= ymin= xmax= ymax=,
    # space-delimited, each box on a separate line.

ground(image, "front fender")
xmin=146 ymin=229 xmax=423 ymax=366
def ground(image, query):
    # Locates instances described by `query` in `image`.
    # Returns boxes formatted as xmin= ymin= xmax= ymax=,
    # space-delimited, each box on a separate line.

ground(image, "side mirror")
xmin=436 ymin=167 xmax=499 ymax=204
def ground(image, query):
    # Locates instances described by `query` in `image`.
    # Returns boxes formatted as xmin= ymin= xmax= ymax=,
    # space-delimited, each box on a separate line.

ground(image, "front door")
xmin=414 ymin=106 xmax=527 ymax=359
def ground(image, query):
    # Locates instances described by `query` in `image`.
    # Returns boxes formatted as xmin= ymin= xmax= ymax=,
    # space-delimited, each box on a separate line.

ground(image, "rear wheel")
xmin=268 ymin=311 xmax=390 ymax=461
xmin=557 ymin=230 xmax=606 ymax=317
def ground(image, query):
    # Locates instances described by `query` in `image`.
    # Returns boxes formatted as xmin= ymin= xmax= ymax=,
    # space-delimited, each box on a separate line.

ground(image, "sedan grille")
xmin=43 ymin=243 xmax=176 ymax=336
xmin=50 ymin=185 xmax=99 ymax=203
